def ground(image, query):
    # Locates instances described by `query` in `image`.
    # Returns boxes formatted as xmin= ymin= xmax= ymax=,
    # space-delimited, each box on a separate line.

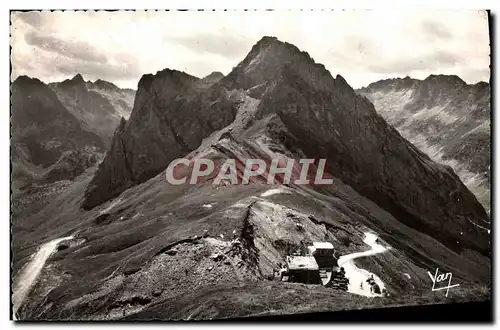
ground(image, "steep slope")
xmin=357 ymin=76 xmax=490 ymax=212
xmin=13 ymin=37 xmax=490 ymax=321
xmin=11 ymin=76 xmax=105 ymax=188
xmin=82 ymin=69 xmax=240 ymax=209
xmin=49 ymin=74 xmax=135 ymax=145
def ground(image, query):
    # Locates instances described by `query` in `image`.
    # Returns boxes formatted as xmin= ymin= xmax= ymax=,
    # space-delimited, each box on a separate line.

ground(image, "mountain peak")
xmin=424 ymin=74 xmax=466 ymax=86
xmin=137 ymin=68 xmax=199 ymax=92
xmin=198 ymin=71 xmax=225 ymax=87
xmin=72 ymin=73 xmax=85 ymax=82
xmin=222 ymin=36 xmax=335 ymax=94
xmin=359 ymin=76 xmax=420 ymax=92
xmin=58 ymin=73 xmax=87 ymax=89
xmin=93 ymin=79 xmax=119 ymax=91
xmin=13 ymin=75 xmax=43 ymax=86
xmin=255 ymin=35 xmax=280 ymax=46
xmin=203 ymin=71 xmax=224 ymax=80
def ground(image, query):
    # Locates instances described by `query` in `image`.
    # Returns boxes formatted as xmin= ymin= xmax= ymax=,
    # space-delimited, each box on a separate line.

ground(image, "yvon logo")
xmin=427 ymin=268 xmax=460 ymax=297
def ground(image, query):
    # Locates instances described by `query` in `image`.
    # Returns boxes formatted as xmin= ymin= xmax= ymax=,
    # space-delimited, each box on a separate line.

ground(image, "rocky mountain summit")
xmin=357 ymin=75 xmax=490 ymax=212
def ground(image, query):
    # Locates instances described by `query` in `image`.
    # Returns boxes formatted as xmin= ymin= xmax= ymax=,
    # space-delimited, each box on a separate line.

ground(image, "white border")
xmin=2 ymin=1 xmax=498 ymax=329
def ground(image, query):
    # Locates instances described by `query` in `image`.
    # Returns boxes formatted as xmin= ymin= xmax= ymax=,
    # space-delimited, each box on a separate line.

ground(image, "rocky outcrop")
xmin=49 ymin=74 xmax=135 ymax=145
xmin=357 ymin=75 xmax=491 ymax=211
xmin=82 ymin=69 xmax=240 ymax=209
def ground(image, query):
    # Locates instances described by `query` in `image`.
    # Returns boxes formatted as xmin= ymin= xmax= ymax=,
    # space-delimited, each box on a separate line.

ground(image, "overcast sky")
xmin=10 ymin=10 xmax=490 ymax=89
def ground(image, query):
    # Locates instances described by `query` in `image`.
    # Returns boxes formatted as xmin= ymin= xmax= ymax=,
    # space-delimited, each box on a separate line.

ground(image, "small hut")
xmin=284 ymin=255 xmax=321 ymax=284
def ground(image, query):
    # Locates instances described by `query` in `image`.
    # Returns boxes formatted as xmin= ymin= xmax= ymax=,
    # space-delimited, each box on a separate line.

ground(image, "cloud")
xmin=330 ymin=35 xmax=459 ymax=75
xmin=421 ymin=20 xmax=453 ymax=40
xmin=24 ymin=31 xmax=107 ymax=63
xmin=367 ymin=49 xmax=459 ymax=75
xmin=166 ymin=33 xmax=254 ymax=59
xmin=9 ymin=10 xmax=490 ymax=89
xmin=13 ymin=11 xmax=46 ymax=28
xmin=51 ymin=56 xmax=141 ymax=82
xmin=13 ymin=29 xmax=142 ymax=85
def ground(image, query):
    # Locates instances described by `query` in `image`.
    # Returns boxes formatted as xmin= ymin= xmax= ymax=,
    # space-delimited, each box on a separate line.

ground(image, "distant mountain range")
xmin=49 ymin=74 xmax=135 ymax=145
xmin=11 ymin=74 xmax=135 ymax=189
xmin=357 ymin=75 xmax=490 ymax=212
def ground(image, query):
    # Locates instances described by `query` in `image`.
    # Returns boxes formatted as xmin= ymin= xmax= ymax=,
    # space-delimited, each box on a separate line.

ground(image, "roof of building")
xmin=286 ymin=256 xmax=319 ymax=271
xmin=312 ymin=242 xmax=334 ymax=250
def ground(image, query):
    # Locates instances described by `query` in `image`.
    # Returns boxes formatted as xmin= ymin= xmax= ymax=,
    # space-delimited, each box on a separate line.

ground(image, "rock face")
xmin=82 ymin=69 xmax=240 ymax=209
xmin=11 ymin=76 xmax=105 ymax=187
xmin=49 ymin=74 xmax=135 ymax=145
xmin=357 ymin=76 xmax=490 ymax=212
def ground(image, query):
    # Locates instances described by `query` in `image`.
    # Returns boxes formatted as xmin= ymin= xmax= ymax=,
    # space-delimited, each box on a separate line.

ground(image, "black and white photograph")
xmin=9 ymin=8 xmax=492 ymax=322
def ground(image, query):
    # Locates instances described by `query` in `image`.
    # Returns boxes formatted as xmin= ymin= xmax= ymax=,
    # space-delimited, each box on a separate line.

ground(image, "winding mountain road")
xmin=337 ymin=232 xmax=388 ymax=297
xmin=12 ymin=236 xmax=73 ymax=320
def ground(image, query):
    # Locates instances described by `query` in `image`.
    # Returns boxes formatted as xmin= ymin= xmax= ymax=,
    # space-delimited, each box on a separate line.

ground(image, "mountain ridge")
xmin=359 ymin=74 xmax=488 ymax=90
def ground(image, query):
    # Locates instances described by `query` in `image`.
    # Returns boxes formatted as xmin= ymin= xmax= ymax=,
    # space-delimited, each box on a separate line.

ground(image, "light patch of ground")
xmin=260 ymin=188 xmax=290 ymax=197
xmin=365 ymin=89 xmax=414 ymax=125
xmin=98 ymin=198 xmax=124 ymax=216
xmin=461 ymin=120 xmax=490 ymax=138
xmin=406 ymin=104 xmax=460 ymax=127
